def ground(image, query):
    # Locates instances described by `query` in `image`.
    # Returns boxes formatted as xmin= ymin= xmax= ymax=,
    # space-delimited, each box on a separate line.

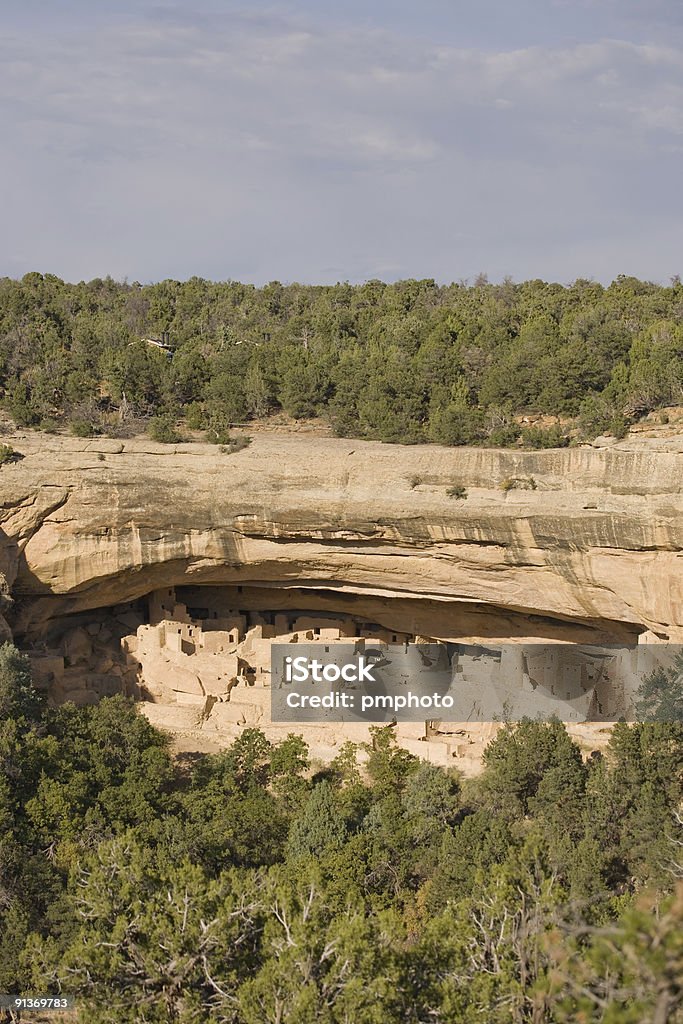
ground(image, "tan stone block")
xmin=175 ymin=691 xmax=206 ymax=706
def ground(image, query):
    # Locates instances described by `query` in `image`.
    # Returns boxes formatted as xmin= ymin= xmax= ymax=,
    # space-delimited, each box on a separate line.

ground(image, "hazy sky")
xmin=2 ymin=0 xmax=682 ymax=284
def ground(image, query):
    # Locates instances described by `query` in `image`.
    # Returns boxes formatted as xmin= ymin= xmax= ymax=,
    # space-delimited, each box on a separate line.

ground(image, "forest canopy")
xmin=1 ymin=272 xmax=682 ymax=446
xmin=2 ymin=642 xmax=683 ymax=1022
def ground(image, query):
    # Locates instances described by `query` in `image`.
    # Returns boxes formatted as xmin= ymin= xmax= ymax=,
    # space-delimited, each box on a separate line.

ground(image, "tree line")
xmin=1 ymin=273 xmax=682 ymax=446
xmin=2 ymin=642 xmax=683 ymax=1022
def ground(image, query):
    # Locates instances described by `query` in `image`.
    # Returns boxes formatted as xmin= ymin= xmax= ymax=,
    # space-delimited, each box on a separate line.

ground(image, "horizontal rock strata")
xmin=0 ymin=431 xmax=680 ymax=643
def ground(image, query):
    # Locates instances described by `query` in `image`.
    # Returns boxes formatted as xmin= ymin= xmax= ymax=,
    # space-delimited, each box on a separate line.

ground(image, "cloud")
xmin=0 ymin=5 xmax=682 ymax=283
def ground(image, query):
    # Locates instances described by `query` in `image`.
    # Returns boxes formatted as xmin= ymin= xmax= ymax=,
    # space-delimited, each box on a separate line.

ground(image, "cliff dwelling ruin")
xmin=23 ymin=582 xmax=673 ymax=772
xmin=2 ymin=432 xmax=682 ymax=773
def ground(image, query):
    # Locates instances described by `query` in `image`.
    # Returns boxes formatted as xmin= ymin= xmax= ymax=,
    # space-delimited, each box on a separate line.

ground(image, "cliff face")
xmin=1 ymin=431 xmax=682 ymax=643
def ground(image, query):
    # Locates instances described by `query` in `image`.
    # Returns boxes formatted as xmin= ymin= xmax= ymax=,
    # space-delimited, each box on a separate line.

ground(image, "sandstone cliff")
xmin=0 ymin=430 xmax=681 ymax=643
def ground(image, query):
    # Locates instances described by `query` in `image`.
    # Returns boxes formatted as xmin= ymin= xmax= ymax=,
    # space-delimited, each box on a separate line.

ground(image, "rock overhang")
xmin=0 ymin=431 xmax=681 ymax=644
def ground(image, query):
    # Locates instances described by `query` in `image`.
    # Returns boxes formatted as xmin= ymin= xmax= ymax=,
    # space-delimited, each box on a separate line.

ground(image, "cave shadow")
xmin=0 ymin=525 xmax=20 ymax=636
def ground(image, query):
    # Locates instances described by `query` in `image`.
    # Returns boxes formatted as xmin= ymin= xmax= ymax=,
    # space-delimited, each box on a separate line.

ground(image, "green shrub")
xmin=39 ymin=418 xmax=60 ymax=434
xmin=428 ymin=406 xmax=485 ymax=446
xmin=202 ymin=402 xmax=237 ymax=444
xmin=6 ymin=381 xmax=39 ymax=427
xmin=148 ymin=415 xmax=181 ymax=444
xmin=70 ymin=419 xmax=98 ymax=438
xmin=207 ymin=428 xmax=232 ymax=445
xmin=520 ymin=425 xmax=569 ymax=449
xmin=446 ymin=484 xmax=467 ymax=500
xmin=578 ymin=396 xmax=630 ymax=441
xmin=0 ymin=443 xmax=15 ymax=465
xmin=488 ymin=424 xmax=521 ymax=447
xmin=185 ymin=402 xmax=205 ymax=430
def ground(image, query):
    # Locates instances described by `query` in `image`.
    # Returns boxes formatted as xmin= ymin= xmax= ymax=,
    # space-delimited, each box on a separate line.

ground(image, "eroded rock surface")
xmin=0 ymin=431 xmax=681 ymax=643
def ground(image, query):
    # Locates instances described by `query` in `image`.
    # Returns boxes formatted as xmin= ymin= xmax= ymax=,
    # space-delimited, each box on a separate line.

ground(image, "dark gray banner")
xmin=270 ymin=641 xmax=683 ymax=723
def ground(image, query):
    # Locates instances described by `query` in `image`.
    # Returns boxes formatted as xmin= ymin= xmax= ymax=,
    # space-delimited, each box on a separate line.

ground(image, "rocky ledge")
xmin=0 ymin=430 xmax=681 ymax=644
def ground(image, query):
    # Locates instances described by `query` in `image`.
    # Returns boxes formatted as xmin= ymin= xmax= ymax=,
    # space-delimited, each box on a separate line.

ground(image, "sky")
xmin=1 ymin=0 xmax=683 ymax=285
